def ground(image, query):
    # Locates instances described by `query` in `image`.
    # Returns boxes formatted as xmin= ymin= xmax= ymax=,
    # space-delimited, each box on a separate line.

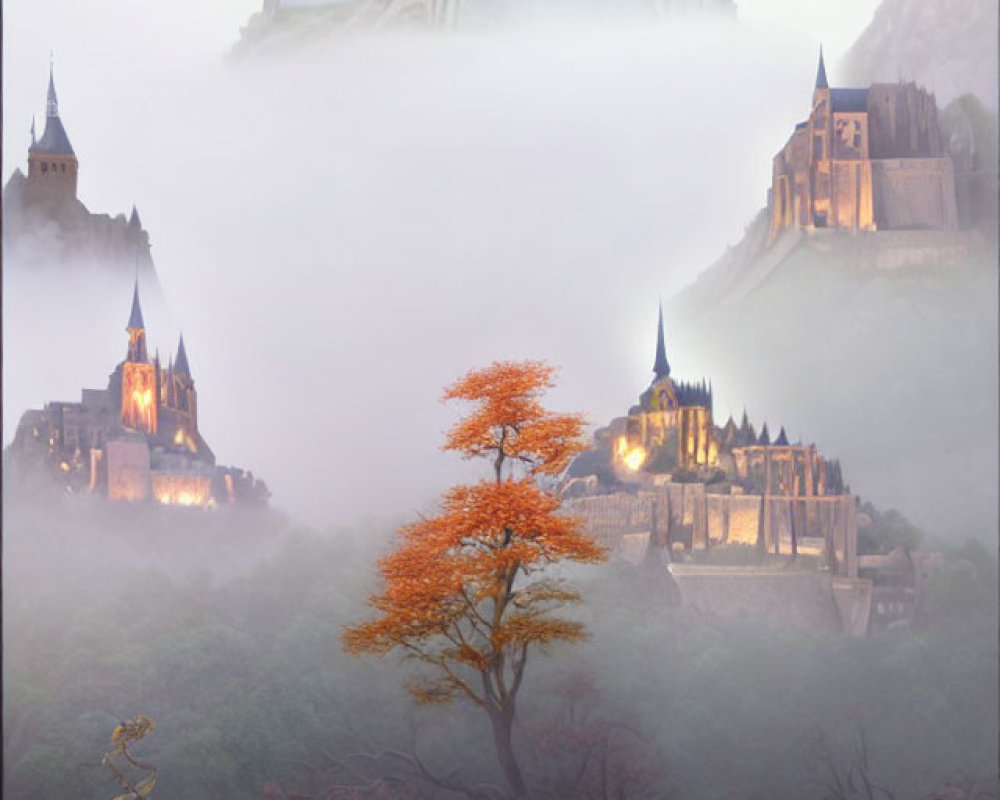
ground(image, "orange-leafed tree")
xmin=344 ymin=360 xmax=606 ymax=799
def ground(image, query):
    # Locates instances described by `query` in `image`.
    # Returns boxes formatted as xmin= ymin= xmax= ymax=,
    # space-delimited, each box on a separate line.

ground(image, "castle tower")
xmin=171 ymin=333 xmax=199 ymax=434
xmin=27 ymin=62 xmax=79 ymax=199
xmin=121 ymin=282 xmax=158 ymax=434
xmin=808 ymin=46 xmax=832 ymax=228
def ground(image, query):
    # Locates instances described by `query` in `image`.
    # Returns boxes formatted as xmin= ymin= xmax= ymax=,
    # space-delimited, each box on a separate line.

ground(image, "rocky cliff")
xmin=840 ymin=0 xmax=998 ymax=112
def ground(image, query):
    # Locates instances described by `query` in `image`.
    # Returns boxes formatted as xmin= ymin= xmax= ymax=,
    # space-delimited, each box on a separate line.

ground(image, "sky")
xmin=3 ymin=0 xmax=887 ymax=526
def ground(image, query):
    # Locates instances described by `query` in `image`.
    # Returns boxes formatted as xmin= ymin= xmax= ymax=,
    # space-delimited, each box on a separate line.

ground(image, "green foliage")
xmin=4 ymin=515 xmax=996 ymax=799
xmin=857 ymin=501 xmax=924 ymax=554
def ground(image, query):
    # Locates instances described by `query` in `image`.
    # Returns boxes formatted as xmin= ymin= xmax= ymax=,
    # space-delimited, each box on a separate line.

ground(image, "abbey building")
xmin=767 ymin=50 xmax=959 ymax=243
xmin=7 ymin=285 xmax=269 ymax=508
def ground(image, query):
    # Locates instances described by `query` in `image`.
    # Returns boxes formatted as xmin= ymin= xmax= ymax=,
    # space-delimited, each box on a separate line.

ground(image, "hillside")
xmin=667 ymin=230 xmax=997 ymax=543
xmin=840 ymin=0 xmax=998 ymax=111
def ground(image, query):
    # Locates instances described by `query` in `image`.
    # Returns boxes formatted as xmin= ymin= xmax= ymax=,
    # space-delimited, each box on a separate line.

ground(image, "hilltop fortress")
xmin=2 ymin=65 xmax=161 ymax=295
xmin=564 ymin=306 xmax=855 ymax=571
xmin=767 ymin=50 xmax=959 ymax=243
xmin=6 ymin=280 xmax=269 ymax=509
xmin=559 ymin=307 xmax=927 ymax=636
xmin=673 ymin=53 xmax=992 ymax=314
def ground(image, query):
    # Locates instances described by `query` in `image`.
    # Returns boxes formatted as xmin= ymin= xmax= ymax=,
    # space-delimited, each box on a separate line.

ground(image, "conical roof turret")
xmin=775 ymin=426 xmax=789 ymax=446
xmin=32 ymin=61 xmax=74 ymax=155
xmin=653 ymin=302 xmax=671 ymax=379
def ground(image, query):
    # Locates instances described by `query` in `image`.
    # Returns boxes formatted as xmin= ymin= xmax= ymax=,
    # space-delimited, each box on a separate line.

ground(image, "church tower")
xmin=121 ymin=282 xmax=158 ymax=434
xmin=170 ymin=334 xmax=199 ymax=436
xmin=27 ymin=62 xmax=79 ymax=199
xmin=808 ymin=47 xmax=832 ymax=227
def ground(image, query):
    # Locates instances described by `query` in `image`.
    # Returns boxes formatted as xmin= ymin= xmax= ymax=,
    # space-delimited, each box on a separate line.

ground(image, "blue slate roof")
xmin=831 ymin=88 xmax=869 ymax=113
xmin=31 ymin=115 xmax=74 ymax=155
xmin=30 ymin=69 xmax=75 ymax=156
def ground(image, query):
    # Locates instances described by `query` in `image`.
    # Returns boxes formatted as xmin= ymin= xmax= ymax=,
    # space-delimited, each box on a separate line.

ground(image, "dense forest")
xmin=3 ymin=490 xmax=996 ymax=799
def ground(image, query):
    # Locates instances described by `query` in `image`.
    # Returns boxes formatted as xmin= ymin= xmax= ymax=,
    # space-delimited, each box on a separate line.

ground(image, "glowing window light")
xmin=615 ymin=437 xmax=647 ymax=472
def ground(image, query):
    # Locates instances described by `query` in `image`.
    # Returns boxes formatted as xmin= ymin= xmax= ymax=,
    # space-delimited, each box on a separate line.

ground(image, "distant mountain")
xmin=840 ymin=0 xmax=998 ymax=110
xmin=234 ymin=0 xmax=736 ymax=55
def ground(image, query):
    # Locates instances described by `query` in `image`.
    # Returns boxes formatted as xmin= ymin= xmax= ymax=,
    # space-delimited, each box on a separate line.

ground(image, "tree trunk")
xmin=488 ymin=707 xmax=527 ymax=799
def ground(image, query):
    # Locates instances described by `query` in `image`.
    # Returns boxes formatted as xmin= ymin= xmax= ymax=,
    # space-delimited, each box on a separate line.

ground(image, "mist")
xmin=3 ymin=6 xmax=868 ymax=525
xmin=3 ymin=2 xmax=997 ymax=798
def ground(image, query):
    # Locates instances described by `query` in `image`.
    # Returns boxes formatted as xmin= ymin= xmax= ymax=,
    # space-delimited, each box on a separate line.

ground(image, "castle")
xmin=2 ymin=64 xmax=161 ymax=294
xmin=557 ymin=305 xmax=903 ymax=633
xmin=7 ymin=284 xmax=269 ymax=508
xmin=766 ymin=49 xmax=959 ymax=244
xmin=563 ymin=304 xmax=855 ymax=568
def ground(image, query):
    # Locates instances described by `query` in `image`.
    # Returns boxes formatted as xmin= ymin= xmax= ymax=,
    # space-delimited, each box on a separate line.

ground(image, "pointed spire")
xmin=775 ymin=426 xmax=789 ymax=446
xmin=653 ymin=302 xmax=671 ymax=379
xmin=32 ymin=59 xmax=74 ymax=155
xmin=129 ymin=205 xmax=142 ymax=229
xmin=127 ymin=280 xmax=145 ymax=330
xmin=30 ymin=115 xmax=36 ymax=146
xmin=815 ymin=45 xmax=828 ymax=90
xmin=174 ymin=334 xmax=191 ymax=377
xmin=47 ymin=57 xmax=59 ymax=118
xmin=758 ymin=422 xmax=771 ymax=446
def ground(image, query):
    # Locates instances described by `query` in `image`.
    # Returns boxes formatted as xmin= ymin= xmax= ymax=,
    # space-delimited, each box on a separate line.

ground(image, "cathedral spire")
xmin=127 ymin=280 xmax=145 ymax=331
xmin=653 ymin=302 xmax=671 ymax=379
xmin=125 ymin=281 xmax=148 ymax=364
xmin=30 ymin=115 xmax=36 ymax=146
xmin=129 ymin=205 xmax=142 ymax=229
xmin=815 ymin=45 xmax=828 ymax=90
xmin=174 ymin=334 xmax=191 ymax=377
xmin=47 ymin=58 xmax=59 ymax=118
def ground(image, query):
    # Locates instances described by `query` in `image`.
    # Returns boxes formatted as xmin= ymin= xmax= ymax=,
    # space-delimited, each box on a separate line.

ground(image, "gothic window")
xmin=41 ymin=162 xmax=48 ymax=174
xmin=61 ymin=163 xmax=66 ymax=173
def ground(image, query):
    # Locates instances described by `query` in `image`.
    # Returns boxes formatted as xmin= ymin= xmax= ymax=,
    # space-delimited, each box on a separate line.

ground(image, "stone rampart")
xmin=564 ymin=489 xmax=858 ymax=577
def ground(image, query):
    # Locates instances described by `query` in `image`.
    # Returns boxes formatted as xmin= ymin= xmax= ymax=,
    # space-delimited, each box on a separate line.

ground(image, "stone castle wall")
xmin=565 ymin=488 xmax=858 ymax=577
xmin=871 ymin=157 xmax=959 ymax=231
